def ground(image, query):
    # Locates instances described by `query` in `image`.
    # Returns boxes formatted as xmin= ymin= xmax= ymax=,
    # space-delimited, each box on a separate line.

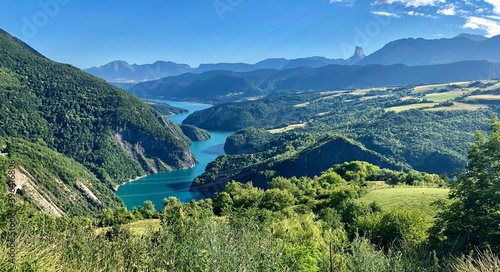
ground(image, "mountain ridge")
xmin=358 ymin=35 xmax=500 ymax=66
xmin=129 ymin=60 xmax=500 ymax=104
xmin=85 ymin=34 xmax=500 ymax=84
xmin=84 ymin=50 xmax=362 ymax=83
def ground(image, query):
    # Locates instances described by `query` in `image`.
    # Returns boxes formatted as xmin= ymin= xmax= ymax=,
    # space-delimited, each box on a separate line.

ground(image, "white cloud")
xmin=484 ymin=0 xmax=500 ymax=14
xmin=371 ymin=11 xmax=401 ymax=17
xmin=458 ymin=9 xmax=471 ymax=16
xmin=327 ymin=0 xmax=355 ymax=6
xmin=407 ymin=10 xmax=422 ymax=16
xmin=438 ymin=5 xmax=456 ymax=16
xmin=463 ymin=16 xmax=500 ymax=37
xmin=374 ymin=0 xmax=445 ymax=7
xmin=406 ymin=10 xmax=437 ymax=18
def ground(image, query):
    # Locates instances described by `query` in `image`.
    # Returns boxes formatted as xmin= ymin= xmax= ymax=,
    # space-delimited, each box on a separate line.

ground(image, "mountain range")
xmin=84 ymin=56 xmax=351 ymax=83
xmin=128 ymin=60 xmax=500 ymax=103
xmin=85 ymin=34 xmax=500 ymax=84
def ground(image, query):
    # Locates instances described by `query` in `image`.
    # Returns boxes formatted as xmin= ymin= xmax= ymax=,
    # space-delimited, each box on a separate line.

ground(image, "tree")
xmin=213 ymin=191 xmax=233 ymax=215
xmin=431 ymin=116 xmax=500 ymax=254
xmin=259 ymin=188 xmax=296 ymax=212
xmin=139 ymin=200 xmax=156 ymax=219
xmin=355 ymin=209 xmax=430 ymax=249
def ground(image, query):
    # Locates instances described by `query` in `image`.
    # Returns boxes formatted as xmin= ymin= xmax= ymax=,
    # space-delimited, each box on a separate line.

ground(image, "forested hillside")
xmin=191 ymin=132 xmax=403 ymax=197
xmin=0 ymin=29 xmax=196 ymax=215
xmin=185 ymin=81 xmax=500 ymax=184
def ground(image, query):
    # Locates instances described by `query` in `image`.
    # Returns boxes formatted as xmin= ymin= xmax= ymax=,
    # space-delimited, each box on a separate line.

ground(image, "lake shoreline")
xmin=115 ymin=100 xmax=233 ymax=209
xmin=113 ymin=162 xmax=199 ymax=191
xmin=113 ymin=174 xmax=148 ymax=191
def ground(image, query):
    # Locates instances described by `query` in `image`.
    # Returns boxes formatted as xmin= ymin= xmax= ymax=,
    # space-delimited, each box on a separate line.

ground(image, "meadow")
xmin=359 ymin=187 xmax=450 ymax=218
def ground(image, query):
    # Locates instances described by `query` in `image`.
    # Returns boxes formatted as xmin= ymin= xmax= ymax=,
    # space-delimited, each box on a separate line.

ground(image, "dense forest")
xmin=191 ymin=132 xmax=404 ymax=197
xmin=146 ymin=101 xmax=189 ymax=116
xmin=184 ymin=83 xmax=500 ymax=188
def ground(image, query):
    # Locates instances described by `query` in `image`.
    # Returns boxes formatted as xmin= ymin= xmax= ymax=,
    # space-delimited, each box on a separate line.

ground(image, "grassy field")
xmin=464 ymin=94 xmax=500 ymax=101
xmin=385 ymin=103 xmax=438 ymax=112
xmin=425 ymin=102 xmax=489 ymax=111
xmin=268 ymin=122 xmax=308 ymax=133
xmin=482 ymin=82 xmax=500 ymax=91
xmin=316 ymin=111 xmax=331 ymax=116
xmin=359 ymin=187 xmax=449 ymax=218
xmin=359 ymin=94 xmax=389 ymax=101
xmin=424 ymin=91 xmax=461 ymax=102
xmin=412 ymin=81 xmax=471 ymax=94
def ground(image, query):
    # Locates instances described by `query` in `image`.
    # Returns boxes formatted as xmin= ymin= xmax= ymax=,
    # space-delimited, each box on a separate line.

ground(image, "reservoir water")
xmin=116 ymin=100 xmax=232 ymax=210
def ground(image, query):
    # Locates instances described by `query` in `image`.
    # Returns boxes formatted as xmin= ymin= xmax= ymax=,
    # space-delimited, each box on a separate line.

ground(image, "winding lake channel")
xmin=116 ymin=100 xmax=233 ymax=210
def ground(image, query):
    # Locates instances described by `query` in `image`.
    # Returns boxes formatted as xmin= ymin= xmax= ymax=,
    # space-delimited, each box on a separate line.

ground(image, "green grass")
xmin=359 ymin=187 xmax=449 ymax=217
xmin=424 ymin=91 xmax=461 ymax=102
xmin=384 ymin=103 xmax=438 ymax=112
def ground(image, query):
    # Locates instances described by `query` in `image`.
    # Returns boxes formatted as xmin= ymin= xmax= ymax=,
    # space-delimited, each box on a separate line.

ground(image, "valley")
xmin=0 ymin=21 xmax=499 ymax=271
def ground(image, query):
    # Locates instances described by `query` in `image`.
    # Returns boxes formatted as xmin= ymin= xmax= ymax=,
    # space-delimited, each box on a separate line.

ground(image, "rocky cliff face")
xmin=112 ymin=119 xmax=197 ymax=174
xmin=1 ymin=136 xmax=125 ymax=216
xmin=346 ymin=46 xmax=366 ymax=64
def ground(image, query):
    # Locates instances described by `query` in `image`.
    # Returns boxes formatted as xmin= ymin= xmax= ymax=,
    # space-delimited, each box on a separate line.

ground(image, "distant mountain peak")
xmin=455 ymin=33 xmax=487 ymax=42
xmin=354 ymin=46 xmax=365 ymax=59
xmin=346 ymin=46 xmax=365 ymax=64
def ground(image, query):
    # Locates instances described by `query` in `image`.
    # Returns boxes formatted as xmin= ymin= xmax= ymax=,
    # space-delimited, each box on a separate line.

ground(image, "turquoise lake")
xmin=116 ymin=100 xmax=232 ymax=210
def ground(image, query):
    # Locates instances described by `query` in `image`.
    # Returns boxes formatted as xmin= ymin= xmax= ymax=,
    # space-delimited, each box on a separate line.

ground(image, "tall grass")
xmin=451 ymin=249 xmax=500 ymax=272
xmin=1 ymin=208 xmax=498 ymax=271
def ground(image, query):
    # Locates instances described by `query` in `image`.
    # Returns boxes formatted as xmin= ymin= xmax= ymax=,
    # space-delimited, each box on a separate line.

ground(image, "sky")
xmin=0 ymin=0 xmax=499 ymax=69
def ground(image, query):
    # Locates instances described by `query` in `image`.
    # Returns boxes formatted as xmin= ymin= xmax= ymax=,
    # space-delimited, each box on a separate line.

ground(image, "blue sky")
xmin=0 ymin=0 xmax=499 ymax=68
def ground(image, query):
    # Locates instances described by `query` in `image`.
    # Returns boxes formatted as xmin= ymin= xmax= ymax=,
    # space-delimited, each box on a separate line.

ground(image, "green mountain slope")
xmin=184 ymin=86 xmax=499 ymax=176
xmin=0 ymin=29 xmax=196 ymax=214
xmin=190 ymin=132 xmax=403 ymax=197
xmin=180 ymin=124 xmax=211 ymax=141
